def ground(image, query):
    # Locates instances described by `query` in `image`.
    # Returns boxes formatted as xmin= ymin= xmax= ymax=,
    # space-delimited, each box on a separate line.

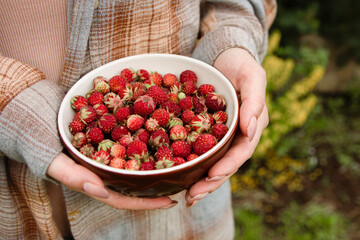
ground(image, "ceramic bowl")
xmin=58 ymin=53 xmax=239 ymax=198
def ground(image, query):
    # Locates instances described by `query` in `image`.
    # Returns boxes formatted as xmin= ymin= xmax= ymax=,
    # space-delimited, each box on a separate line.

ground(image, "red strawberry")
xmin=155 ymin=145 xmax=173 ymax=161
xmin=125 ymin=159 xmax=141 ymax=170
xmin=172 ymin=157 xmax=185 ymax=166
xmin=205 ymin=93 xmax=226 ymax=112
xmin=167 ymin=92 xmax=178 ymax=103
xmin=86 ymin=127 xmax=104 ymax=144
xmin=126 ymin=140 xmax=148 ymax=160
xmin=87 ymin=91 xmax=104 ymax=106
xmin=110 ymin=143 xmax=126 ymax=158
xmin=146 ymin=86 xmax=167 ymax=105
xmin=160 ymin=101 xmax=181 ymax=117
xmin=193 ymin=133 xmax=217 ymax=156
xmin=211 ymin=123 xmax=229 ymax=140
xmin=118 ymin=83 xmax=133 ymax=102
xmin=71 ymin=95 xmax=88 ymax=112
xmin=190 ymin=113 xmax=211 ymax=133
xmin=182 ymin=81 xmax=197 ymax=95
xmin=97 ymin=139 xmax=115 ymax=152
xmin=69 ymin=120 xmax=85 ymax=134
xmin=104 ymin=92 xmax=123 ymax=112
xmin=79 ymin=144 xmax=95 ymax=158
xmin=163 ymin=73 xmax=177 ymax=87
xmin=144 ymin=118 xmax=160 ymax=133
xmin=151 ymin=109 xmax=170 ymax=127
xmin=98 ymin=113 xmax=117 ymax=133
xmin=93 ymin=103 xmax=109 ymax=116
xmin=178 ymin=96 xmax=193 ymax=111
xmin=126 ymin=114 xmax=144 ymax=132
xmin=149 ymin=72 xmax=162 ymax=86
xmin=186 ymin=131 xmax=201 ymax=146
xmin=111 ymin=125 xmax=130 ymax=142
xmin=169 ymin=125 xmax=187 ymax=141
xmin=119 ymin=134 xmax=133 ymax=147
xmin=71 ymin=132 xmax=87 ymax=149
xmin=108 ymin=75 xmax=126 ymax=93
xmin=186 ymin=154 xmax=199 ymax=161
xmin=78 ymin=105 xmax=97 ymax=124
xmin=192 ymin=96 xmax=207 ymax=114
xmin=121 ymin=67 xmax=137 ymax=83
xmin=133 ymin=128 xmax=150 ymax=144
xmin=213 ymin=111 xmax=228 ymax=124
xmin=149 ymin=129 xmax=170 ymax=148
xmin=132 ymin=82 xmax=147 ymax=100
xmin=114 ymin=107 xmax=131 ymax=123
xmin=181 ymin=109 xmax=195 ymax=124
xmin=198 ymin=84 xmax=215 ymax=96
xmin=136 ymin=69 xmax=150 ymax=81
xmin=170 ymin=81 xmax=181 ymax=93
xmin=109 ymin=157 xmax=126 ymax=169
xmin=92 ymin=150 xmax=111 ymax=165
xmin=180 ymin=70 xmax=197 ymax=84
xmin=134 ymin=95 xmax=156 ymax=117
xmin=140 ymin=161 xmax=156 ymax=170
xmin=171 ymin=140 xmax=192 ymax=159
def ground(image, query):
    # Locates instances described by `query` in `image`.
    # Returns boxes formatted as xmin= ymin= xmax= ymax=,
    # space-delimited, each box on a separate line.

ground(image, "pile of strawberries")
xmin=69 ymin=67 xmax=229 ymax=170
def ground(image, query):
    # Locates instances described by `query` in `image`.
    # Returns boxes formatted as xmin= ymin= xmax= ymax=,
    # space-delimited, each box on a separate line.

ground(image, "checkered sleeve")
xmin=192 ymin=0 xmax=277 ymax=65
xmin=0 ymin=56 xmax=65 ymax=179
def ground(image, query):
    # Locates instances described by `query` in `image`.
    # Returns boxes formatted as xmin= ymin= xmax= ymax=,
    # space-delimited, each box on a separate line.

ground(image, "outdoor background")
xmin=231 ymin=0 xmax=360 ymax=239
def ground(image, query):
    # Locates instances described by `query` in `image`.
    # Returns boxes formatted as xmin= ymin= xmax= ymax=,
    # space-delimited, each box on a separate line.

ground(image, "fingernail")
xmin=83 ymin=182 xmax=109 ymax=199
xmin=189 ymin=192 xmax=209 ymax=201
xmin=206 ymin=175 xmax=226 ymax=182
xmin=186 ymin=200 xmax=199 ymax=208
xmin=161 ymin=200 xmax=178 ymax=209
xmin=247 ymin=116 xmax=257 ymax=141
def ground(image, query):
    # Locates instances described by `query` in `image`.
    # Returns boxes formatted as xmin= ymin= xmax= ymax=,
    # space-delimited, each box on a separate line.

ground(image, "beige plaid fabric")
xmin=0 ymin=0 xmax=276 ymax=239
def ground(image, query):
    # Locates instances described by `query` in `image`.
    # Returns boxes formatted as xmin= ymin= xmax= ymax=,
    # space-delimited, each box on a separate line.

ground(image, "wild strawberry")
xmin=133 ymin=128 xmax=150 ymax=144
xmin=69 ymin=120 xmax=85 ymax=134
xmin=109 ymin=157 xmax=126 ymax=169
xmin=181 ymin=110 xmax=195 ymax=124
xmin=151 ymin=109 xmax=170 ymax=127
xmin=118 ymin=83 xmax=133 ymax=102
xmin=121 ymin=67 xmax=137 ymax=83
xmin=167 ymin=92 xmax=178 ymax=103
xmin=160 ymin=101 xmax=181 ymax=117
xmin=79 ymin=144 xmax=95 ymax=158
xmin=126 ymin=140 xmax=148 ymax=160
xmin=87 ymin=91 xmax=104 ymax=106
xmin=163 ymin=73 xmax=177 ymax=87
xmin=93 ymin=77 xmax=110 ymax=94
xmin=98 ymin=113 xmax=117 ymax=133
xmin=211 ymin=123 xmax=229 ymax=140
xmin=97 ymin=139 xmax=115 ymax=152
xmin=72 ymin=132 xmax=87 ymax=149
xmin=205 ymin=93 xmax=226 ymax=112
xmin=110 ymin=143 xmax=126 ymax=158
xmin=71 ymin=95 xmax=88 ymax=112
xmin=178 ymin=96 xmax=193 ymax=111
xmin=155 ymin=158 xmax=175 ymax=169
xmin=184 ymin=124 xmax=192 ymax=133
xmin=134 ymin=95 xmax=156 ymax=117
xmin=93 ymin=103 xmax=109 ymax=116
xmin=172 ymin=157 xmax=185 ymax=166
xmin=86 ymin=127 xmax=104 ymax=144
xmin=149 ymin=72 xmax=162 ymax=86
xmin=186 ymin=154 xmax=199 ymax=161
xmin=170 ymin=81 xmax=181 ymax=93
xmin=140 ymin=161 xmax=155 ymax=170
xmin=114 ymin=107 xmax=130 ymax=123
xmin=193 ymin=133 xmax=217 ymax=156
xmin=171 ymin=140 xmax=192 ymax=159
xmin=93 ymin=76 xmax=107 ymax=89
xmin=126 ymin=114 xmax=144 ymax=132
xmin=125 ymin=159 xmax=141 ymax=171
xmin=144 ymin=118 xmax=160 ymax=133
xmin=132 ymin=82 xmax=147 ymax=100
xmin=198 ymin=84 xmax=215 ymax=96
xmin=182 ymin=81 xmax=197 ymax=95
xmin=168 ymin=117 xmax=183 ymax=129
xmin=78 ymin=105 xmax=97 ymax=124
xmin=155 ymin=145 xmax=173 ymax=161
xmin=119 ymin=134 xmax=133 ymax=147
xmin=73 ymin=112 xmax=81 ymax=121
xmin=85 ymin=120 xmax=98 ymax=132
xmin=136 ymin=69 xmax=149 ymax=81
xmin=108 ymin=75 xmax=126 ymax=93
xmin=192 ymin=96 xmax=207 ymax=114
xmin=213 ymin=111 xmax=228 ymax=124
xmin=186 ymin=131 xmax=201 ymax=146
xmin=149 ymin=129 xmax=170 ymax=148
xmin=190 ymin=113 xmax=211 ymax=133
xmin=111 ymin=125 xmax=130 ymax=142
xmin=146 ymin=86 xmax=167 ymax=105
xmin=92 ymin=150 xmax=111 ymax=165
xmin=180 ymin=70 xmax=197 ymax=84
xmin=169 ymin=125 xmax=187 ymax=141
xmin=104 ymin=92 xmax=123 ymax=112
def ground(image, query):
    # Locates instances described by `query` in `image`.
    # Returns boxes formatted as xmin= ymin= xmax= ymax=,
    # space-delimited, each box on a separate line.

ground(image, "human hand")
xmin=185 ymin=48 xmax=269 ymax=207
xmin=47 ymin=152 xmax=178 ymax=210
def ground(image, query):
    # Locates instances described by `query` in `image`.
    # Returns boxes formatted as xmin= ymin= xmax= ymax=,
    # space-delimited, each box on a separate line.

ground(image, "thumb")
xmin=47 ymin=152 xmax=109 ymax=198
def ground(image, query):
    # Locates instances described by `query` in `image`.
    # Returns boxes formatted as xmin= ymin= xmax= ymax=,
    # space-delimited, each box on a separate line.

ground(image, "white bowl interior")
xmin=58 ymin=53 xmax=239 ymax=175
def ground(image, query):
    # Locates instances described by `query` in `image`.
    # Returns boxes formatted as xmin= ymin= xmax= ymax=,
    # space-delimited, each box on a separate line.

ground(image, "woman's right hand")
xmin=47 ymin=152 xmax=178 ymax=210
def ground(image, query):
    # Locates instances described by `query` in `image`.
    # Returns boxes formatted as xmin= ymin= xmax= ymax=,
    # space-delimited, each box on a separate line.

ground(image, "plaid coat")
xmin=0 ymin=0 xmax=276 ymax=239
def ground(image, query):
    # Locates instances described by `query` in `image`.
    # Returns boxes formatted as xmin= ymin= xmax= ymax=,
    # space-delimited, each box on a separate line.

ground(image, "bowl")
xmin=57 ymin=53 xmax=239 ymax=198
